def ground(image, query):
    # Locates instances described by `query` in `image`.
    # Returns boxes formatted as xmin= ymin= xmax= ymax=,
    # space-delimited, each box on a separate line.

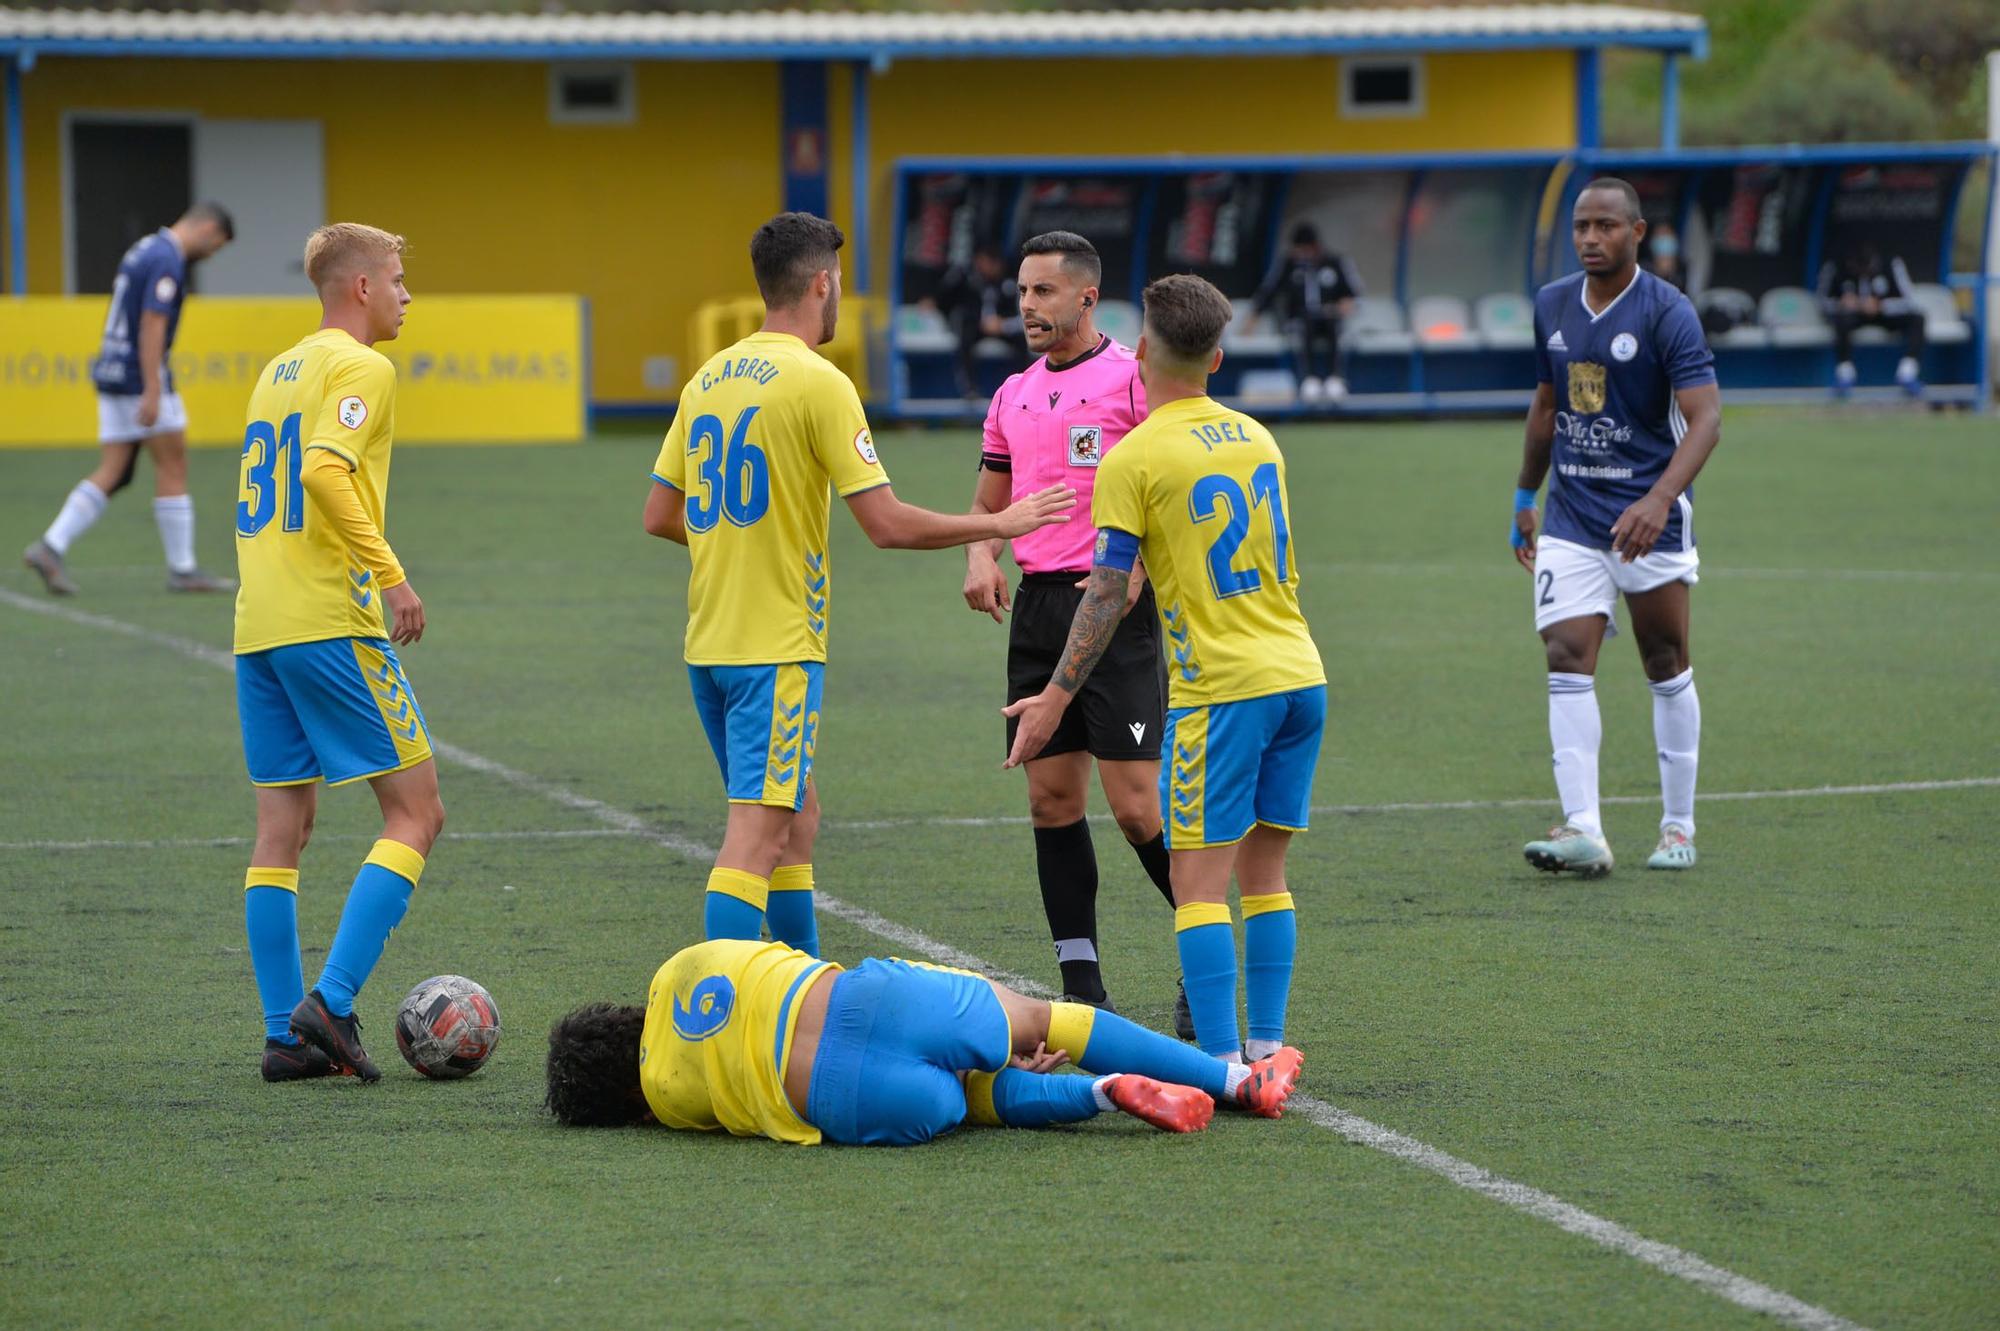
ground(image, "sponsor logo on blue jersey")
xmin=1533 ymin=270 xmax=1716 ymax=554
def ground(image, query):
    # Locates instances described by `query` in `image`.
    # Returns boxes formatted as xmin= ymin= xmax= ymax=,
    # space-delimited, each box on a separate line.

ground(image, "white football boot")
xmin=1523 ymin=825 xmax=1614 ymax=878
xmin=1646 ymin=823 xmax=1697 ymax=870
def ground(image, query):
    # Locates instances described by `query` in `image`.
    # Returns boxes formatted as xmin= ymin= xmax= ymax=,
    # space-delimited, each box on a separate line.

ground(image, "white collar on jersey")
xmin=1579 ymin=265 xmax=1641 ymax=322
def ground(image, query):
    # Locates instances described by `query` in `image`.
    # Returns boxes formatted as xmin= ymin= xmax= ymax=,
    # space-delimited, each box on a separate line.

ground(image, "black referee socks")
xmin=1034 ymin=818 xmax=1104 ymax=1001
xmin=1129 ymin=830 xmax=1176 ymax=907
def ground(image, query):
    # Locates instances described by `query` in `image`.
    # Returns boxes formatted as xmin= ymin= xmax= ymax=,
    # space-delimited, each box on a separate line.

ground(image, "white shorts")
xmin=97 ymin=392 xmax=188 ymax=445
xmin=1533 ymin=536 xmax=1699 ymax=633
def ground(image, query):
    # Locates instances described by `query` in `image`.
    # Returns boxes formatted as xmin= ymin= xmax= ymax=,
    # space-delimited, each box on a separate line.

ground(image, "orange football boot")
xmin=1234 ymin=1046 xmax=1304 ymax=1119
xmin=1105 ymin=1075 xmax=1214 ymax=1133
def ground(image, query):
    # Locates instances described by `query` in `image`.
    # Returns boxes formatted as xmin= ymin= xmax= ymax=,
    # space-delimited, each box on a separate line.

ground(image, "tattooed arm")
xmin=1000 ymin=564 xmax=1132 ymax=769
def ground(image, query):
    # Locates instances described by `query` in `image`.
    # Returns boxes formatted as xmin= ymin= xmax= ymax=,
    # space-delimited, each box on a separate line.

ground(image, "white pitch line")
xmin=0 ymin=587 xmax=1875 ymax=1330
xmin=1305 ymin=561 xmax=1999 ymax=585
xmin=1289 ymin=1098 xmax=1868 ymax=1331
xmin=830 ymin=775 xmax=2000 ymax=831
xmin=13 ymin=777 xmax=1990 ymax=850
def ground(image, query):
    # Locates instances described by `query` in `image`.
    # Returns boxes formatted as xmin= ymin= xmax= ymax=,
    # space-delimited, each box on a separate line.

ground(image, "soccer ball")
xmin=394 ymin=975 xmax=501 ymax=1079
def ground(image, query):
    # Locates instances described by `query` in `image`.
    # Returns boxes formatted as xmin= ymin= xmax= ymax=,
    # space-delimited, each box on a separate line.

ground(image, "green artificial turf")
xmin=1 ymin=407 xmax=1993 ymax=1328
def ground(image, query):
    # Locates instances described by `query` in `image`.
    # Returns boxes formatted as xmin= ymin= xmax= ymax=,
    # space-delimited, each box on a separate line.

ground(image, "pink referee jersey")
xmin=980 ymin=336 xmax=1148 ymax=574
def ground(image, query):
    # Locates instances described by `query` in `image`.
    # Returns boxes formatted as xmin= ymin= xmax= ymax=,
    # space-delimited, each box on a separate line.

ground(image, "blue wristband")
xmin=1510 ymin=487 xmax=1537 ymax=549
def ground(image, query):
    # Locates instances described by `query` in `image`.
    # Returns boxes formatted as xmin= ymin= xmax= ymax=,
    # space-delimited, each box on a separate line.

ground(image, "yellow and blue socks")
xmin=316 ymin=840 xmax=423 ymax=1018
xmin=244 ymin=867 xmax=303 ymax=1042
xmin=765 ymin=863 xmax=819 ymax=956
xmin=703 ymin=866 xmax=769 ymax=941
xmin=1242 ymin=891 xmax=1296 ymax=1061
xmin=1174 ymin=901 xmax=1240 ymax=1058
xmin=1035 ymin=819 xmax=1104 ymax=1001
xmin=1048 ymin=999 xmax=1233 ymax=1098
xmin=965 ymin=1068 xmax=1104 ymax=1127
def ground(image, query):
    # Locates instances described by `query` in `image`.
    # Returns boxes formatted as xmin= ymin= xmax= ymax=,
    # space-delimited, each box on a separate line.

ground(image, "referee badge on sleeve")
xmin=1068 ymin=425 xmax=1103 ymax=467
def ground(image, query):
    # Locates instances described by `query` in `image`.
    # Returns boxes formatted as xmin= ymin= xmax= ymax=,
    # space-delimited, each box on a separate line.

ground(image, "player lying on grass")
xmin=544 ymin=939 xmax=1303 ymax=1145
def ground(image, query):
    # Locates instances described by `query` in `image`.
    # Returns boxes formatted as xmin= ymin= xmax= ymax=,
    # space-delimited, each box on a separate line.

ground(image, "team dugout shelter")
xmin=0 ymin=4 xmax=1714 ymax=438
xmin=894 ymin=142 xmax=1995 ymax=415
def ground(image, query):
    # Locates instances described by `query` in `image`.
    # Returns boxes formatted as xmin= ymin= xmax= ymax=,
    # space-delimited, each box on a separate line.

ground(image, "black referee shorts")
xmin=1005 ymin=572 xmax=1167 ymax=763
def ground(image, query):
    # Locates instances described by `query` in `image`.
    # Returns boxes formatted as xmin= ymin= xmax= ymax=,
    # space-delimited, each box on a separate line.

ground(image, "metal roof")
xmin=0 ymin=6 xmax=1708 ymax=62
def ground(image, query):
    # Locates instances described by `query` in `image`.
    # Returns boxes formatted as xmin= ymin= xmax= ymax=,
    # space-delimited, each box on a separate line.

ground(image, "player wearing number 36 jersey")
xmin=643 ymin=213 xmax=1075 ymax=958
xmin=231 ymin=223 xmax=445 ymax=1088
xmin=1005 ymin=274 xmax=1321 ymax=1072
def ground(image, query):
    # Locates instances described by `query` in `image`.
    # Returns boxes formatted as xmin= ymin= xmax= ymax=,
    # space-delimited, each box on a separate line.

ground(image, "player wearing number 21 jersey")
xmin=232 ymin=223 xmax=445 ymax=1088
xmin=1005 ymin=274 xmax=1320 ymax=1072
xmin=643 ymin=213 xmax=1074 ymax=957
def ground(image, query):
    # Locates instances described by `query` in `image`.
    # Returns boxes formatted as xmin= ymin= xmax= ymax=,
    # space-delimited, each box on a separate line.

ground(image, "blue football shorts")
xmin=804 ymin=958 xmax=1012 ymax=1147
xmin=687 ymin=662 xmax=823 ymax=811
xmin=1162 ymin=684 xmax=1327 ymax=850
xmin=236 ymin=636 xmax=432 ymax=787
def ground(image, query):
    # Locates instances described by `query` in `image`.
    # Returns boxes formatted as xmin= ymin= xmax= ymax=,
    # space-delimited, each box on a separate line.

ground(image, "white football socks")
xmin=1222 ymin=1063 xmax=1251 ymax=1096
xmin=1650 ymin=668 xmax=1700 ymax=835
xmin=43 ymin=480 xmax=109 ymax=555
xmin=1548 ymin=672 xmax=1603 ymax=838
xmin=1091 ymin=1076 xmax=1119 ymax=1112
xmin=153 ymin=495 xmax=196 ymax=574
xmin=1245 ymin=1038 xmax=1282 ymax=1062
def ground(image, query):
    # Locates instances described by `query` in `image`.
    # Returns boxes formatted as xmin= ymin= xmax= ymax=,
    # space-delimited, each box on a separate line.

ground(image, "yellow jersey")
xmin=1092 ymin=395 xmax=1324 ymax=707
xmin=639 ymin=939 xmax=839 ymax=1146
xmin=233 ymin=329 xmax=399 ymax=654
xmin=651 ymin=332 xmax=889 ymax=666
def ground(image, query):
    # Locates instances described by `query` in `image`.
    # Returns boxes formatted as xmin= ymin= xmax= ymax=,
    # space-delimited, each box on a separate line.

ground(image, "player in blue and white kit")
xmin=1511 ymin=178 xmax=1722 ymax=876
xmin=21 ymin=202 xmax=235 ymax=596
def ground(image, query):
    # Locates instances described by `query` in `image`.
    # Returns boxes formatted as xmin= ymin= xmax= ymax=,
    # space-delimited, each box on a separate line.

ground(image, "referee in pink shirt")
xmin=963 ymin=231 xmax=1187 ymax=1035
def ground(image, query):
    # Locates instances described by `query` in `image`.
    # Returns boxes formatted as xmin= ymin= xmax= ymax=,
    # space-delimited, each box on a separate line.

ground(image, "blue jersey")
xmin=91 ymin=229 xmax=187 ymax=395
xmin=1533 ymin=269 xmax=1715 ymax=553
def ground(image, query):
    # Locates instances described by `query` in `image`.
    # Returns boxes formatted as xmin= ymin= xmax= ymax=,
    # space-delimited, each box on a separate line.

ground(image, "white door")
xmin=193 ymin=119 xmax=325 ymax=295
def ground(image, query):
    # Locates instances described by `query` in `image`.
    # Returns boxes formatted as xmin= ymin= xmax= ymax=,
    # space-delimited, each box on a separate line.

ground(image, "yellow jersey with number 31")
xmin=1091 ymin=395 xmax=1324 ymax=708
xmin=651 ymin=332 xmax=889 ymax=666
xmin=233 ymin=328 xmax=398 ymax=654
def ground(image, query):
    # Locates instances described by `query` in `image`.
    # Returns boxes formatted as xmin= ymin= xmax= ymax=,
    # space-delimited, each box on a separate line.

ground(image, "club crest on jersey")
xmin=1610 ymin=333 xmax=1639 ymax=363
xmin=1068 ymin=425 xmax=1103 ymax=467
xmin=1567 ymin=362 xmax=1607 ymax=414
xmin=853 ymin=428 xmax=878 ymax=465
xmin=338 ymin=396 xmax=368 ymax=429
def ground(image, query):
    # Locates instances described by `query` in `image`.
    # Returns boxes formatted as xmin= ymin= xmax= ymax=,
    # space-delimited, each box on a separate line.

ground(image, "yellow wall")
xmin=854 ymin=49 xmax=1577 ymax=283
xmin=6 ymin=57 xmax=780 ymax=404
xmin=0 ymin=295 xmax=585 ymax=446
xmin=2 ymin=48 xmax=1575 ymax=405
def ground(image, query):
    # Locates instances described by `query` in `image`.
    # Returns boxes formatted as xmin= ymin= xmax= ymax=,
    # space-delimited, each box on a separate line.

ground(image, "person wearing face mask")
xmin=1644 ymin=224 xmax=1684 ymax=291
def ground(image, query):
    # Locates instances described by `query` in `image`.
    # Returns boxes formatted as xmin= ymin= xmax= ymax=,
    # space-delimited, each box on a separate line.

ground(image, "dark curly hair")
xmin=544 ymin=1003 xmax=649 ymax=1127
